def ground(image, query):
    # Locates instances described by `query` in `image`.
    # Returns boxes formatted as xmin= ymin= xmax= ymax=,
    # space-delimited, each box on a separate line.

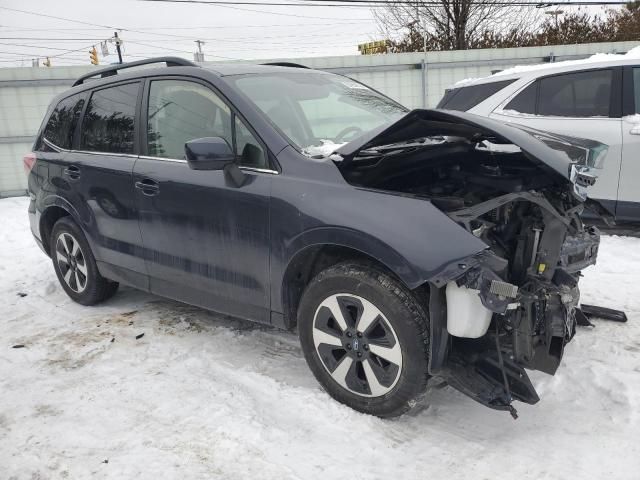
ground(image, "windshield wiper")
xmin=355 ymin=136 xmax=448 ymax=158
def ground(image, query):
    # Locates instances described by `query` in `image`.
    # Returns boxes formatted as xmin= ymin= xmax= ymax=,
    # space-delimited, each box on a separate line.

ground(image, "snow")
xmin=1 ymin=195 xmax=639 ymax=479
xmin=453 ymin=46 xmax=640 ymax=88
xmin=453 ymin=77 xmax=482 ymax=87
xmin=302 ymin=139 xmax=347 ymax=158
xmin=492 ymin=45 xmax=640 ymax=78
xmin=624 ymin=114 xmax=640 ymax=134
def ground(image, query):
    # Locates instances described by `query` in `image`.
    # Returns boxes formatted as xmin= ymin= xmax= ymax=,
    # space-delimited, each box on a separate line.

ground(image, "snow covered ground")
xmin=1 ymin=195 xmax=639 ymax=480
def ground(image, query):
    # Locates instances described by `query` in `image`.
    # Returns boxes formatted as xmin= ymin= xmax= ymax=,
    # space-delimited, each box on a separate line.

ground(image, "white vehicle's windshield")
xmin=230 ymin=71 xmax=408 ymax=157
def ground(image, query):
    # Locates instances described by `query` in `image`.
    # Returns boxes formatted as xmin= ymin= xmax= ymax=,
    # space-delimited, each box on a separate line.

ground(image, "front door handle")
xmin=135 ymin=178 xmax=160 ymax=196
xmin=63 ymin=165 xmax=81 ymax=180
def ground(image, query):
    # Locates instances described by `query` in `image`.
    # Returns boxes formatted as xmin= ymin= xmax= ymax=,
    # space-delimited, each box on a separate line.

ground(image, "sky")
xmin=0 ymin=0 xmax=381 ymax=67
xmin=0 ymin=0 xmax=615 ymax=68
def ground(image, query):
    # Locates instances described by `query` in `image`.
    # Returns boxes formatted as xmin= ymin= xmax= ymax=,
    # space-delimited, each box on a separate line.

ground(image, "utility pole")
xmin=114 ymin=31 xmax=123 ymax=64
xmin=194 ymin=40 xmax=205 ymax=62
xmin=414 ymin=3 xmax=428 ymax=108
xmin=545 ymin=9 xmax=564 ymax=29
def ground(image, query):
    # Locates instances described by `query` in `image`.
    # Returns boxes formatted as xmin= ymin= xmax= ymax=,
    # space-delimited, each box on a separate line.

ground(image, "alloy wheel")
xmin=55 ymin=232 xmax=88 ymax=293
xmin=312 ymin=293 xmax=403 ymax=397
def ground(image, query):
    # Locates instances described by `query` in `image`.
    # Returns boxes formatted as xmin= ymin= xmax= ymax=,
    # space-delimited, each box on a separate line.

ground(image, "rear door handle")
xmin=135 ymin=178 xmax=160 ymax=196
xmin=63 ymin=165 xmax=81 ymax=180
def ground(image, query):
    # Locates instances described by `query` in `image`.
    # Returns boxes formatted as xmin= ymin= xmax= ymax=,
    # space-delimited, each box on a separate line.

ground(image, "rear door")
xmin=69 ymin=81 xmax=148 ymax=287
xmin=491 ymin=68 xmax=623 ymax=215
xmin=617 ymin=66 xmax=640 ymax=221
xmin=35 ymin=91 xmax=87 ymax=216
xmin=133 ymin=77 xmax=273 ymax=323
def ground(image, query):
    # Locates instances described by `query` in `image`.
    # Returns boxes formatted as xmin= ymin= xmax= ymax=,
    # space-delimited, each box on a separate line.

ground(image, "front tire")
xmin=298 ymin=262 xmax=430 ymax=417
xmin=50 ymin=217 xmax=119 ymax=305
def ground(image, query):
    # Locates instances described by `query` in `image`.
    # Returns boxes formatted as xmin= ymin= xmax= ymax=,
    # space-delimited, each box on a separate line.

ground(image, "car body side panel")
xmin=490 ymin=114 xmax=622 ymax=205
xmin=269 ymin=146 xmax=488 ymax=314
xmin=133 ymin=158 xmax=273 ymax=324
xmin=617 ymin=67 xmax=640 ymax=221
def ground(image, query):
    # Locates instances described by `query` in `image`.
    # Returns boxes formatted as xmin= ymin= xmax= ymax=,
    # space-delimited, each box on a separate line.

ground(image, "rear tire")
xmin=298 ymin=262 xmax=430 ymax=417
xmin=50 ymin=217 xmax=119 ymax=305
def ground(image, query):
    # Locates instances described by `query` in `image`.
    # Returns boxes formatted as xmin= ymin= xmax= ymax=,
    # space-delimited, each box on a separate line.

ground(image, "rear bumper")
xmin=32 ymin=233 xmax=47 ymax=255
xmin=28 ymin=198 xmax=47 ymax=256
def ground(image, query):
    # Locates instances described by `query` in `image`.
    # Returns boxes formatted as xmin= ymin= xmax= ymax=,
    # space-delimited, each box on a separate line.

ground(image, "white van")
xmin=437 ymin=49 xmax=640 ymax=222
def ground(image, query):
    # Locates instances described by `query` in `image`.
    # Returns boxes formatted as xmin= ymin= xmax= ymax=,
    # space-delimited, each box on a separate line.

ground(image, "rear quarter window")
xmin=504 ymin=82 xmax=537 ymax=114
xmin=41 ymin=93 xmax=86 ymax=150
xmin=437 ymin=79 xmax=516 ymax=111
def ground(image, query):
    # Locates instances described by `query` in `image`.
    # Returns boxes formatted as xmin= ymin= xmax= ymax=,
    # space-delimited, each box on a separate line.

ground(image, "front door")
xmin=133 ymin=78 xmax=273 ymax=323
xmin=617 ymin=66 xmax=640 ymax=221
xmin=491 ymin=68 xmax=623 ymax=215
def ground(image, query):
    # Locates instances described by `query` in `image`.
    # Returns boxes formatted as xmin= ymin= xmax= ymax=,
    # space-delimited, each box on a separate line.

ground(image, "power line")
xmin=0 ymin=21 xmax=372 ymax=32
xmin=0 ymin=6 xmax=118 ymax=29
xmin=0 ymin=37 xmax=107 ymax=42
xmin=0 ymin=4 xmax=371 ymax=32
xmin=139 ymin=0 xmax=634 ymax=5
xmin=0 ymin=42 xmax=99 ymax=52
xmin=200 ymin=2 xmax=371 ymax=19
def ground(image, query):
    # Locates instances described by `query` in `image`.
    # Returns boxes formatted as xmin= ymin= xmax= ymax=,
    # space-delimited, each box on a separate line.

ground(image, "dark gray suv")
xmin=26 ymin=57 xmax=603 ymax=417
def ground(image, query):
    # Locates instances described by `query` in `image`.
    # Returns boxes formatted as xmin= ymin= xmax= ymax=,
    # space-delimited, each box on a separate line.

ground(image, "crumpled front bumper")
xmin=426 ymin=225 xmax=601 ymax=413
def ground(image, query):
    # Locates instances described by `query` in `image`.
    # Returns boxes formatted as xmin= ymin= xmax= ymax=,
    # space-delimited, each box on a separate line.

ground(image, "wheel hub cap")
xmin=55 ymin=232 xmax=88 ymax=293
xmin=312 ymin=293 xmax=403 ymax=398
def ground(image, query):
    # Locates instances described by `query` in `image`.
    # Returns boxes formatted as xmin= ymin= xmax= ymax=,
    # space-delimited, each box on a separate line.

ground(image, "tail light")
xmin=23 ymin=152 xmax=36 ymax=176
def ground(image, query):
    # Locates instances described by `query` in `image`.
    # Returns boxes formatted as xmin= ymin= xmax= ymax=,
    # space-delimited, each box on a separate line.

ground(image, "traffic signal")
xmin=89 ymin=47 xmax=99 ymax=65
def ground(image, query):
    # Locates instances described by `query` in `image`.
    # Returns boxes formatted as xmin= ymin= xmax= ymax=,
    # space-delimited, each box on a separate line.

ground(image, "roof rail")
xmin=73 ymin=57 xmax=198 ymax=87
xmin=262 ymin=62 xmax=309 ymax=69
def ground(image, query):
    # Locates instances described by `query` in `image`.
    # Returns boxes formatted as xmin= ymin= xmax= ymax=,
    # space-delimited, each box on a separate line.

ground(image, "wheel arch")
xmin=38 ymin=196 xmax=84 ymax=257
xmin=39 ymin=205 xmax=72 ymax=256
xmin=278 ymin=230 xmax=425 ymax=330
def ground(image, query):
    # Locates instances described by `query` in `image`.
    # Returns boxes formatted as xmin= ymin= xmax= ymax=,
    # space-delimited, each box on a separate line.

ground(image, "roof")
xmin=201 ymin=62 xmax=320 ymax=76
xmin=71 ymin=57 xmax=319 ymax=87
xmin=454 ymin=45 xmax=640 ymax=88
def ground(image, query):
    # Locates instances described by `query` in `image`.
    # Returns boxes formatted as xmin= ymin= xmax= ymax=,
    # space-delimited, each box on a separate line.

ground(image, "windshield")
xmin=229 ymin=71 xmax=408 ymax=157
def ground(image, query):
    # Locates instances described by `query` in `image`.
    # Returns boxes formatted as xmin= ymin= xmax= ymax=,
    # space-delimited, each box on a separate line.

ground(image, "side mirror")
xmin=185 ymin=137 xmax=235 ymax=170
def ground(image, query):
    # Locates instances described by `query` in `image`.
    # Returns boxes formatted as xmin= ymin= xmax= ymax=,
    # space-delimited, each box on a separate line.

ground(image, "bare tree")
xmin=374 ymin=0 xmax=541 ymax=52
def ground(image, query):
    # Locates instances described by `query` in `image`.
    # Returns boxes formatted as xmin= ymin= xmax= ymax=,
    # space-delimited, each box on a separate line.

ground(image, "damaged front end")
xmin=334 ymin=109 xmax=605 ymax=415
xmin=431 ymin=194 xmax=600 ymax=415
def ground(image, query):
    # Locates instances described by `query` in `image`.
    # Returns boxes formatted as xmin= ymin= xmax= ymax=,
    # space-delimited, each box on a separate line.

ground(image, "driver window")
xmin=147 ymin=80 xmax=232 ymax=159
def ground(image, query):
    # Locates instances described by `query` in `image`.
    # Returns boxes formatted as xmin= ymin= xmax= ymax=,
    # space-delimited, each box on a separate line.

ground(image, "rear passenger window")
xmin=504 ymin=82 xmax=537 ymax=114
xmin=538 ymin=70 xmax=612 ymax=117
xmin=437 ymin=79 xmax=516 ymax=111
xmin=80 ymin=83 xmax=139 ymax=154
xmin=42 ymin=93 xmax=85 ymax=150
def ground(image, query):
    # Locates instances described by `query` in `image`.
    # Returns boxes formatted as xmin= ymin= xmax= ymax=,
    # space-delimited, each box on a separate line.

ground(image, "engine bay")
xmin=336 ymin=135 xmax=601 ymax=415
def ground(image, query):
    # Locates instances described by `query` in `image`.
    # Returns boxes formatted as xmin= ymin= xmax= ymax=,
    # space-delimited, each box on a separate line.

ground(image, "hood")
xmin=335 ymin=109 xmax=607 ymax=183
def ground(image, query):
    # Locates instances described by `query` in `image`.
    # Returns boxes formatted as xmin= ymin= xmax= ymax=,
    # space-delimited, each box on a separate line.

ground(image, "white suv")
xmin=437 ymin=50 xmax=640 ymax=222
